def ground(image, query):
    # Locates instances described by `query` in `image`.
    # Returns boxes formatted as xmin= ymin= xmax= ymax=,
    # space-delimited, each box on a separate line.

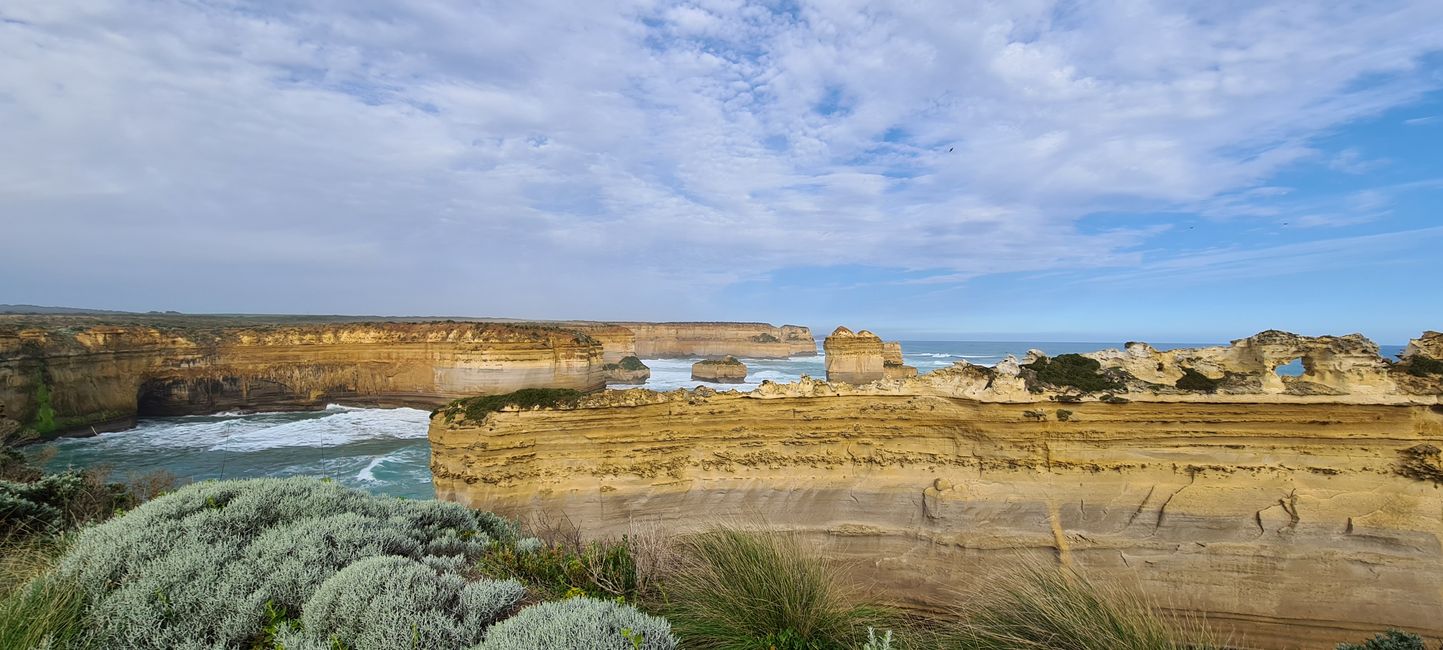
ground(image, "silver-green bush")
xmin=478 ymin=596 xmax=678 ymax=650
xmin=300 ymin=555 xmax=523 ymax=649
xmin=55 ymin=477 xmax=519 ymax=649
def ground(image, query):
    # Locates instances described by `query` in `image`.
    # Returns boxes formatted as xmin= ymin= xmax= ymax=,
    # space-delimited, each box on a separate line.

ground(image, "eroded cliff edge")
xmin=431 ymin=331 xmax=1443 ymax=649
xmin=0 ymin=321 xmax=606 ymax=438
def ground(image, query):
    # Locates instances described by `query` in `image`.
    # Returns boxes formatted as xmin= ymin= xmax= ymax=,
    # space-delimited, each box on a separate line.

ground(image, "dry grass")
xmin=937 ymin=560 xmax=1223 ymax=650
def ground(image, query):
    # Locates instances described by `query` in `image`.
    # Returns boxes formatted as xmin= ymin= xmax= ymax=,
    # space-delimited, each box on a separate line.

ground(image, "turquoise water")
xmin=40 ymin=341 xmax=1406 ymax=498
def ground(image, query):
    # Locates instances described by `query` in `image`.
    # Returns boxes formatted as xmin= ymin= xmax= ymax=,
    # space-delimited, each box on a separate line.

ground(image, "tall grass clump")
xmin=663 ymin=526 xmax=885 ymax=650
xmin=0 ymin=533 xmax=90 ymax=650
xmin=942 ymin=562 xmax=1218 ymax=650
xmin=54 ymin=477 xmax=525 ymax=649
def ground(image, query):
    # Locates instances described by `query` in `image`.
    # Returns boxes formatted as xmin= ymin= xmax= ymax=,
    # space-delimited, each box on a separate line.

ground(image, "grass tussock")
xmin=0 ymin=533 xmax=90 ymax=650
xmin=940 ymin=562 xmax=1220 ymax=650
xmin=662 ymin=526 xmax=889 ymax=650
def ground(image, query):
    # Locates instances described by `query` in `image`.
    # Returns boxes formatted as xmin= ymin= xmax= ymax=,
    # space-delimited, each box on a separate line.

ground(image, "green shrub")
xmin=663 ymin=527 xmax=884 ymax=650
xmin=1175 ymin=368 xmax=1220 ymax=393
xmin=1022 ymin=354 xmax=1122 ymax=393
xmin=477 ymin=537 xmax=641 ymax=602
xmin=941 ymin=563 xmax=1217 ymax=650
xmin=435 ymin=388 xmax=586 ymax=423
xmin=1337 ymin=629 xmax=1429 ymax=650
xmin=56 ymin=477 xmax=519 ymax=649
xmin=751 ymin=333 xmax=781 ymax=343
xmin=1056 ymin=409 xmax=1073 ymax=422
xmin=299 ymin=555 xmax=524 ymax=649
xmin=1405 ymin=356 xmax=1443 ymax=377
xmin=478 ymin=596 xmax=677 ymax=650
xmin=617 ymin=356 xmax=648 ymax=371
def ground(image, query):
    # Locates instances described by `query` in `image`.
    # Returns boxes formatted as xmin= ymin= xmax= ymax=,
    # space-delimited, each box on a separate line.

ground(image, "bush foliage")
xmin=478 ymin=596 xmax=677 ymax=650
xmin=1175 ymin=368 xmax=1220 ymax=393
xmin=1336 ymin=629 xmax=1430 ymax=650
xmin=1405 ymin=356 xmax=1443 ymax=377
xmin=1022 ymin=354 xmax=1122 ymax=393
xmin=435 ymin=388 xmax=586 ymax=423
xmin=55 ymin=477 xmax=517 ymax=649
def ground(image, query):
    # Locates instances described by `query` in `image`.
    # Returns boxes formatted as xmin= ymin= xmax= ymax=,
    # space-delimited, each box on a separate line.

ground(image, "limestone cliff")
xmin=432 ymin=331 xmax=1443 ymax=649
xmin=690 ymin=356 xmax=746 ymax=383
xmin=0 ymin=321 xmax=606 ymax=438
xmin=825 ymin=328 xmax=915 ymax=383
xmin=620 ymin=322 xmax=815 ymax=358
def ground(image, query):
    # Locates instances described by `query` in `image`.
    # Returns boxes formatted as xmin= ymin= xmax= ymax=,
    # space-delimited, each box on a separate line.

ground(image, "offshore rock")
xmin=602 ymin=356 xmax=651 ymax=385
xmin=691 ymin=356 xmax=746 ymax=383
xmin=432 ymin=330 xmax=1443 ymax=649
xmin=824 ymin=327 xmax=885 ymax=383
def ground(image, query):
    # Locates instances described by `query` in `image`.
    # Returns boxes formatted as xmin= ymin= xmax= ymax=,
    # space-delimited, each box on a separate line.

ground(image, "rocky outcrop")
xmin=0 ymin=321 xmax=606 ymax=438
xmin=620 ymin=323 xmax=815 ymax=358
xmin=825 ymin=328 xmax=915 ymax=383
xmin=432 ymin=331 xmax=1443 ymax=649
xmin=690 ymin=356 xmax=746 ymax=383
xmin=565 ymin=324 xmax=637 ymax=363
xmin=602 ymin=356 xmax=651 ymax=385
xmin=1404 ymin=331 xmax=1443 ymax=361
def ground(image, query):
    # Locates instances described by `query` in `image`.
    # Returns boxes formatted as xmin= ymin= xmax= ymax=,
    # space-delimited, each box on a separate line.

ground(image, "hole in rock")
xmin=1274 ymin=358 xmax=1305 ymax=377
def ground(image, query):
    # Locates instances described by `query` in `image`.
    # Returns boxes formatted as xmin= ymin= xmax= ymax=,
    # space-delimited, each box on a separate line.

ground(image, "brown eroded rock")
xmin=619 ymin=322 xmax=815 ymax=358
xmin=432 ymin=329 xmax=1443 ymax=649
xmin=602 ymin=356 xmax=651 ymax=385
xmin=826 ymin=328 xmax=916 ymax=383
xmin=691 ymin=356 xmax=746 ymax=383
xmin=0 ymin=321 xmax=607 ymax=438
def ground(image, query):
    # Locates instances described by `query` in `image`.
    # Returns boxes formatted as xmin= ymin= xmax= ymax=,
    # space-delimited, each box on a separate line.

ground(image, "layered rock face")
xmin=824 ymin=327 xmax=915 ymax=382
xmin=564 ymin=324 xmax=637 ymax=363
xmin=0 ymin=321 xmax=606 ymax=437
xmin=621 ymin=322 xmax=815 ymax=358
xmin=690 ymin=356 xmax=746 ymax=382
xmin=432 ymin=331 xmax=1443 ymax=649
xmin=602 ymin=356 xmax=651 ymax=385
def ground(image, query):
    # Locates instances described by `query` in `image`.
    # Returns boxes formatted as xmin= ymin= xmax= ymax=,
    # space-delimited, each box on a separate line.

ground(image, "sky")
xmin=2 ymin=1 xmax=1442 ymax=344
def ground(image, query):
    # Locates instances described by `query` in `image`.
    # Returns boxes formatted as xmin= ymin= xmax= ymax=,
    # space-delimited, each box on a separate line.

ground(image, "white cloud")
xmin=1 ymin=0 xmax=1442 ymax=316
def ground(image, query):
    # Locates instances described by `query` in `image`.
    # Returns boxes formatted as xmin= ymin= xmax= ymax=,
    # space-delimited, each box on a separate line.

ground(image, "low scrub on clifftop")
xmin=604 ymin=355 xmax=649 ymax=372
xmin=434 ymin=388 xmax=586 ymax=423
xmin=1 ymin=477 xmax=676 ymax=650
xmin=1175 ymin=368 xmax=1221 ymax=393
xmin=1022 ymin=354 xmax=1123 ymax=393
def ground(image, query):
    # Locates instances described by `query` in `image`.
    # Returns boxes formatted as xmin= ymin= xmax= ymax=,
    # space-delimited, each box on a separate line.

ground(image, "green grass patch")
xmin=28 ymin=372 xmax=57 ymax=437
xmin=693 ymin=356 xmax=742 ymax=366
xmin=475 ymin=538 xmax=643 ymax=603
xmin=662 ymin=526 xmax=890 ymax=650
xmin=0 ymin=534 xmax=90 ymax=650
xmin=1022 ymin=354 xmax=1122 ymax=393
xmin=435 ymin=388 xmax=586 ymax=423
xmin=1175 ymin=368 xmax=1220 ymax=393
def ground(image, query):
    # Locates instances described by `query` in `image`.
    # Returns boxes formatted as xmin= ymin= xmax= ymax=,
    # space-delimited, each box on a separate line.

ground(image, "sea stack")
xmin=691 ymin=356 xmax=747 ymax=382
xmin=825 ymin=327 xmax=913 ymax=383
xmin=601 ymin=355 xmax=651 ymax=384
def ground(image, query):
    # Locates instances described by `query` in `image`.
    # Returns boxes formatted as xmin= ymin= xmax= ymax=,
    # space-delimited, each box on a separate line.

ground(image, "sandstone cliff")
xmin=825 ymin=328 xmax=916 ymax=383
xmin=691 ymin=356 xmax=747 ymax=383
xmin=432 ymin=330 xmax=1443 ymax=649
xmin=0 ymin=321 xmax=606 ymax=439
xmin=620 ymin=322 xmax=815 ymax=358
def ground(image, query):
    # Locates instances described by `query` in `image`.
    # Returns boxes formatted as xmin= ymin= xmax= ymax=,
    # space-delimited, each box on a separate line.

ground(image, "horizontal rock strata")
xmin=619 ymin=322 xmax=815 ymax=358
xmin=432 ymin=331 xmax=1443 ymax=649
xmin=0 ymin=321 xmax=606 ymax=437
xmin=690 ymin=356 xmax=747 ymax=382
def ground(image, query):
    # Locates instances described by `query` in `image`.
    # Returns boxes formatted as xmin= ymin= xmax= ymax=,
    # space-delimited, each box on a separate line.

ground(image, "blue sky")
xmin=2 ymin=1 xmax=1441 ymax=343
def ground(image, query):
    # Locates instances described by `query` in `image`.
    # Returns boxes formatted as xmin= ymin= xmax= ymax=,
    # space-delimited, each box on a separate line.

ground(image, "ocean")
xmin=39 ymin=341 xmax=1407 ymax=498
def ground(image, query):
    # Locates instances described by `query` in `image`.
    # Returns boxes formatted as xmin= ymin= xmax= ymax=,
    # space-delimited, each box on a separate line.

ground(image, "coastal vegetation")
xmin=1021 ymin=354 xmax=1123 ymax=393
xmin=1404 ymin=355 xmax=1443 ymax=377
xmin=603 ymin=356 xmax=649 ymax=372
xmin=1175 ymin=368 xmax=1221 ymax=393
xmin=435 ymin=388 xmax=586 ymax=423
